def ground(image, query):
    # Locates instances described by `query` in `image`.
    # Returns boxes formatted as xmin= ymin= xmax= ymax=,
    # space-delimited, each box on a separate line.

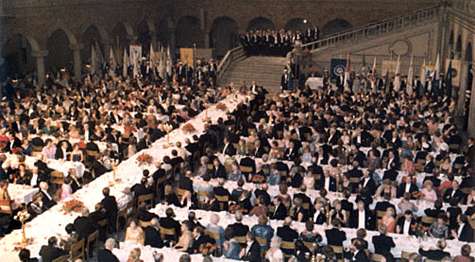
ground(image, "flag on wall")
xmin=407 ymin=55 xmax=414 ymax=87
xmin=91 ymin=44 xmax=97 ymax=74
xmin=330 ymin=58 xmax=347 ymax=80
xmin=433 ymin=53 xmax=440 ymax=80
xmin=420 ymin=59 xmax=426 ymax=83
xmin=393 ymin=55 xmax=401 ymax=92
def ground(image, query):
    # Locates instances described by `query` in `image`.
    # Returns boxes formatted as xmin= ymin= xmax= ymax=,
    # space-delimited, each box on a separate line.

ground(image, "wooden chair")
xmin=159 ymin=226 xmax=176 ymax=244
xmin=196 ymin=191 xmax=209 ymax=209
xmin=400 ymin=251 xmax=412 ymax=261
xmin=139 ymin=219 xmax=152 ymax=228
xmin=234 ymin=236 xmax=247 ymax=245
xmin=116 ymin=201 xmax=135 ymax=233
xmin=281 ymin=241 xmax=296 ymax=259
xmin=50 ymin=171 xmax=65 ymax=185
xmin=329 ymin=245 xmax=344 ymax=261
xmin=70 ymin=239 xmax=85 ymax=260
xmin=51 ymin=255 xmax=69 ymax=262
xmin=371 ymin=254 xmax=386 ymax=262
xmin=176 ymin=188 xmax=188 ymax=200
xmin=0 ymin=199 xmax=13 ymax=215
xmin=421 ymin=216 xmax=435 ymax=225
xmin=206 ymin=230 xmax=221 ymax=243
xmin=215 ymin=195 xmax=229 ymax=210
xmin=255 ymin=236 xmax=268 ymax=246
xmin=303 ymin=241 xmax=316 ymax=251
xmin=136 ymin=193 xmax=154 ymax=209
xmin=86 ymin=230 xmax=99 ymax=257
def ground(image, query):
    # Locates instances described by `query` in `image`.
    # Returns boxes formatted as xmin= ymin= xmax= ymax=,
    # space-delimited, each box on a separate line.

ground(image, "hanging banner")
xmin=446 ymin=59 xmax=462 ymax=86
xmin=330 ymin=58 xmax=347 ymax=80
xmin=381 ymin=60 xmax=397 ymax=75
xmin=129 ymin=45 xmax=143 ymax=64
xmin=180 ymin=48 xmax=194 ymax=66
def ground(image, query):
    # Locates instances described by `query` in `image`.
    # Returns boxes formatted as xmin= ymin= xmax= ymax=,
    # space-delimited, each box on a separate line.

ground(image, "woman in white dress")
xmin=125 ymin=219 xmax=144 ymax=245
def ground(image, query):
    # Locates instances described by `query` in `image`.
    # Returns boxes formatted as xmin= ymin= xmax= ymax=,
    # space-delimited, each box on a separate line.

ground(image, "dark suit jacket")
xmin=73 ymin=216 xmax=96 ymax=240
xmin=317 ymin=176 xmax=337 ymax=192
xmin=144 ymin=226 xmax=163 ymax=248
xmin=245 ymin=241 xmax=262 ymax=262
xmin=418 ymin=248 xmax=451 ymax=260
xmin=223 ymin=143 xmax=237 ymax=156
xmin=352 ymin=250 xmax=371 ymax=262
xmin=100 ymin=196 xmax=118 ymax=220
xmin=227 ymin=222 xmax=249 ymax=238
xmin=39 ymin=245 xmax=68 ymax=262
xmin=40 ymin=190 xmax=56 ymax=209
xmin=349 ymin=209 xmax=375 ymax=230
xmin=97 ymin=248 xmax=119 ymax=262
xmin=372 ymin=234 xmax=395 ymax=256
xmin=325 ymin=228 xmax=347 ymax=246
xmin=396 ymin=183 xmax=419 ymax=198
xmin=443 ymin=188 xmax=466 ymax=203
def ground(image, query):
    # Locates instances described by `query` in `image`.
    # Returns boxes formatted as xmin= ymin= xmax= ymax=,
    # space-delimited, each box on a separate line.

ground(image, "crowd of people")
xmin=15 ymin=72 xmax=475 ymax=262
xmin=0 ymin=55 xmax=228 ymax=239
xmin=240 ymin=27 xmax=319 ymax=57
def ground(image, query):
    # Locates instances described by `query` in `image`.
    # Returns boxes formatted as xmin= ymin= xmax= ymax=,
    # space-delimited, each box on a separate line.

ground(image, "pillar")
xmin=466 ymin=79 xmax=475 ymax=137
xmin=31 ymin=50 xmax=48 ymax=87
xmin=69 ymin=44 xmax=82 ymax=79
xmin=457 ymin=61 xmax=468 ymax=116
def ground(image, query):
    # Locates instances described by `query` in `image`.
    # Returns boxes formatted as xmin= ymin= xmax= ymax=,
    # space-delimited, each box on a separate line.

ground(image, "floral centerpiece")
xmin=62 ymin=199 xmax=85 ymax=214
xmin=14 ymin=209 xmax=32 ymax=247
xmin=182 ymin=123 xmax=197 ymax=134
xmin=216 ymin=103 xmax=228 ymax=111
xmin=136 ymin=153 xmax=153 ymax=166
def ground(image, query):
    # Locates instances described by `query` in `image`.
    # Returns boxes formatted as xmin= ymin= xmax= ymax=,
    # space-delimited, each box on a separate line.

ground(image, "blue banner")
xmin=330 ymin=58 xmax=347 ymax=80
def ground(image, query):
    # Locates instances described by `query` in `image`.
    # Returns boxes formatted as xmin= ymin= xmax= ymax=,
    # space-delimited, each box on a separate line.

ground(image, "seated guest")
xmin=206 ymin=214 xmax=225 ymax=252
xmin=418 ymin=239 xmax=451 ymax=260
xmin=453 ymin=244 xmax=473 ymax=262
xmin=243 ymin=232 xmax=261 ymax=262
xmin=144 ymin=218 xmax=163 ymax=248
xmin=397 ymin=176 xmax=419 ymax=198
xmin=397 ymin=193 xmax=419 ymax=214
xmin=73 ymin=209 xmax=96 ymax=240
xmin=189 ymin=226 xmax=215 ymax=254
xmin=372 ymin=225 xmax=395 ymax=261
xmin=380 ymin=207 xmax=396 ymax=233
xmin=250 ymin=215 xmax=274 ymax=252
xmin=299 ymin=220 xmax=322 ymax=246
xmin=429 ymin=215 xmax=449 ymax=239
xmin=225 ymin=211 xmax=249 ymax=240
xmin=18 ymin=248 xmax=39 ymax=262
xmin=39 ymin=236 xmax=68 ymax=262
xmin=265 ymin=237 xmax=284 ymax=262
xmin=97 ymin=238 xmax=119 ymax=262
xmin=276 ymin=216 xmax=298 ymax=256
xmin=443 ymin=180 xmax=466 ymax=204
xmin=60 ymin=224 xmax=79 ymax=252
xmin=136 ymin=203 xmax=159 ymax=223
xmin=325 ymin=219 xmax=347 ymax=247
xmin=351 ymin=228 xmax=368 ymax=250
xmin=396 ymin=210 xmax=417 ymax=236
xmin=127 ymin=247 xmax=143 ymax=262
xmin=183 ymin=211 xmax=203 ymax=231
xmin=174 ymin=223 xmax=193 ymax=252
xmin=160 ymin=208 xmax=181 ymax=244
xmin=131 ymin=177 xmax=152 ymax=198
xmin=350 ymin=200 xmax=374 ymax=230
xmin=420 ymin=180 xmax=437 ymax=202
xmin=451 ymin=215 xmax=475 ymax=243
xmin=39 ymin=181 xmax=56 ymax=209
xmin=125 ymin=219 xmax=144 ymax=245
xmin=350 ymin=238 xmax=370 ymax=262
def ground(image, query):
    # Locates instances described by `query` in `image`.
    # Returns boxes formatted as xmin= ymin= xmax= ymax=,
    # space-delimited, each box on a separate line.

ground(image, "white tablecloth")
xmin=8 ymin=184 xmax=38 ymax=209
xmin=113 ymin=242 xmax=239 ymax=262
xmin=150 ymin=204 xmax=475 ymax=258
xmin=0 ymin=92 xmax=250 ymax=261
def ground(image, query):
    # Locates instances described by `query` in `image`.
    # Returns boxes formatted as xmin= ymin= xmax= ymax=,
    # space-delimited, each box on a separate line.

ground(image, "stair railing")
xmin=217 ymin=46 xmax=244 ymax=83
xmin=302 ymin=5 xmax=440 ymax=52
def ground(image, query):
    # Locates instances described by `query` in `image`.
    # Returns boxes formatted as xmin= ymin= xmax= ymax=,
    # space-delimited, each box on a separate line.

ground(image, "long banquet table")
xmin=0 ymin=92 xmax=251 ymax=261
xmin=149 ymin=204 xmax=475 ymax=258
xmin=8 ymin=184 xmax=39 ymax=210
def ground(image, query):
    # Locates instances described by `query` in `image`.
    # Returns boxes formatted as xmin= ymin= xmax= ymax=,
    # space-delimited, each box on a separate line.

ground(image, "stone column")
xmin=69 ymin=44 xmax=82 ymax=79
xmin=467 ymin=78 xmax=475 ymax=137
xmin=31 ymin=50 xmax=48 ymax=86
xmin=457 ymin=61 xmax=468 ymax=115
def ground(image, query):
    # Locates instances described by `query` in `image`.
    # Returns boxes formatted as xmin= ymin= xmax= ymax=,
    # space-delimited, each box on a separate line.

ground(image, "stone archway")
xmin=285 ymin=18 xmax=312 ymax=32
xmin=137 ymin=19 xmax=153 ymax=53
xmin=46 ymin=29 xmax=75 ymax=73
xmin=210 ymin=16 xmax=239 ymax=58
xmin=1 ymin=34 xmax=39 ymax=79
xmin=176 ymin=16 xmax=203 ymax=48
xmin=81 ymin=25 xmax=105 ymax=66
xmin=247 ymin=17 xmax=275 ymax=31
xmin=321 ymin=18 xmax=353 ymax=36
xmin=157 ymin=18 xmax=170 ymax=47
xmin=112 ymin=22 xmax=134 ymax=54
xmin=455 ymin=34 xmax=462 ymax=59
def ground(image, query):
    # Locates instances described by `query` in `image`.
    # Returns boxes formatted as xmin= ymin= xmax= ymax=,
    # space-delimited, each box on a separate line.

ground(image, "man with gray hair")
xmin=225 ymin=211 xmax=249 ymax=240
xmin=97 ymin=238 xmax=119 ymax=262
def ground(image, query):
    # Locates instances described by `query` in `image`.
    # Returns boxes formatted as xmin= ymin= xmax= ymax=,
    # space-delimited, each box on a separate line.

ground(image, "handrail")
xmin=302 ymin=5 xmax=441 ymax=51
xmin=217 ymin=46 xmax=244 ymax=82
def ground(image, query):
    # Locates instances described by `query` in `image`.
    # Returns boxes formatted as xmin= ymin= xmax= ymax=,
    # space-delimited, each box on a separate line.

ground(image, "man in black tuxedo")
xmin=349 ymin=238 xmax=370 ymax=262
xmin=189 ymin=226 xmax=215 ymax=254
xmin=443 ymin=180 xmax=466 ymax=204
xmin=325 ymin=219 xmax=347 ymax=247
xmin=222 ymin=137 xmax=236 ymax=156
xmin=100 ymin=187 xmax=118 ymax=233
xmin=225 ymin=212 xmax=249 ymax=239
xmin=276 ymin=217 xmax=299 ymax=256
xmin=144 ymin=218 xmax=163 ymax=248
xmin=97 ymin=238 xmax=119 ymax=262
xmin=360 ymin=170 xmax=377 ymax=196
xmin=396 ymin=210 xmax=417 ymax=236
xmin=418 ymin=240 xmax=451 ymax=260
xmin=396 ymin=176 xmax=419 ymax=198
xmin=73 ymin=209 xmax=96 ymax=240
xmin=317 ymin=171 xmax=337 ymax=192
xmin=372 ymin=225 xmax=395 ymax=261
xmin=39 ymin=237 xmax=68 ymax=262
xmin=159 ymin=208 xmax=181 ymax=243
xmin=38 ymin=182 xmax=55 ymax=209
xmin=130 ymin=177 xmax=152 ymax=198
xmin=350 ymin=201 xmax=374 ymax=230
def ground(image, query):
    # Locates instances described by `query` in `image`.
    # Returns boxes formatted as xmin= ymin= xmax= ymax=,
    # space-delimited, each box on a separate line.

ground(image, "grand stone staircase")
xmin=219 ymin=55 xmax=288 ymax=91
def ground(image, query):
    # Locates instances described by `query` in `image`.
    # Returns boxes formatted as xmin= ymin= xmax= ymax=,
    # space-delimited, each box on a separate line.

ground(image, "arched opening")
xmin=176 ymin=16 xmax=203 ymax=48
xmin=1 ymin=34 xmax=36 ymax=79
xmin=46 ymin=29 xmax=74 ymax=73
xmin=247 ymin=17 xmax=275 ymax=31
xmin=81 ymin=25 xmax=104 ymax=66
xmin=285 ymin=18 xmax=312 ymax=32
xmin=137 ymin=20 xmax=152 ymax=54
xmin=464 ymin=42 xmax=473 ymax=131
xmin=210 ymin=16 xmax=239 ymax=58
xmin=321 ymin=18 xmax=353 ymax=36
xmin=448 ymin=30 xmax=454 ymax=58
xmin=112 ymin=22 xmax=131 ymax=54
xmin=455 ymin=34 xmax=462 ymax=59
xmin=157 ymin=18 xmax=170 ymax=47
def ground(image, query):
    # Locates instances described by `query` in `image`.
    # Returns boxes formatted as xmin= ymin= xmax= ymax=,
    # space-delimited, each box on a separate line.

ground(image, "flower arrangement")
xmin=182 ymin=123 xmax=197 ymax=134
xmin=136 ymin=153 xmax=153 ymax=166
xmin=62 ymin=199 xmax=85 ymax=214
xmin=216 ymin=103 xmax=228 ymax=111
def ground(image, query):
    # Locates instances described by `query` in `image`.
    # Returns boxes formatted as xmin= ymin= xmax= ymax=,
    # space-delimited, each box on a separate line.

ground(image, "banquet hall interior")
xmin=0 ymin=0 xmax=474 ymax=261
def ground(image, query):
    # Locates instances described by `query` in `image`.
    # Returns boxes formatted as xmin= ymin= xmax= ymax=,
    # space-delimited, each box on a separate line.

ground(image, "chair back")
xmin=70 ymin=239 xmax=85 ymax=260
xmin=215 ymin=195 xmax=229 ymax=202
xmin=159 ymin=226 xmax=176 ymax=239
xmin=51 ymin=255 xmax=69 ymax=262
xmin=136 ymin=193 xmax=154 ymax=209
xmin=206 ymin=230 xmax=220 ymax=242
xmin=280 ymin=240 xmax=295 ymax=250
xmin=234 ymin=236 xmax=247 ymax=244
xmin=139 ymin=220 xmax=152 ymax=228
xmin=329 ymin=245 xmax=343 ymax=254
xmin=255 ymin=236 xmax=267 ymax=246
xmin=0 ymin=199 xmax=13 ymax=215
xmin=86 ymin=230 xmax=99 ymax=256
xmin=371 ymin=254 xmax=386 ymax=262
xmin=303 ymin=241 xmax=316 ymax=250
xmin=421 ymin=216 xmax=435 ymax=225
xmin=50 ymin=171 xmax=65 ymax=185
xmin=239 ymin=165 xmax=253 ymax=173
